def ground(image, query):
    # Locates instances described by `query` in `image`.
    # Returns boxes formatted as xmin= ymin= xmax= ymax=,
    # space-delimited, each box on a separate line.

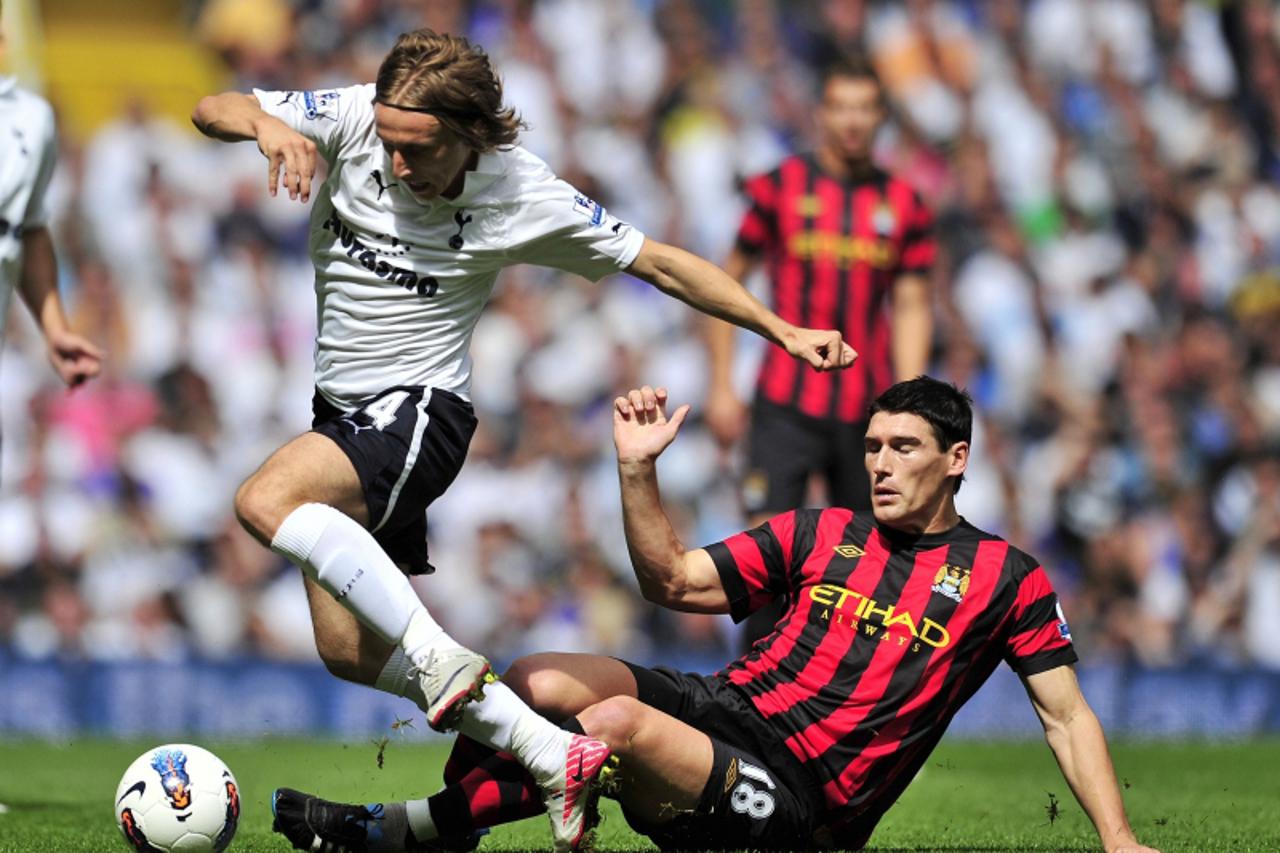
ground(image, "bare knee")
xmin=503 ymin=654 xmax=580 ymax=715
xmin=234 ymin=473 xmax=293 ymax=546
xmin=578 ymin=696 xmax=646 ymax=752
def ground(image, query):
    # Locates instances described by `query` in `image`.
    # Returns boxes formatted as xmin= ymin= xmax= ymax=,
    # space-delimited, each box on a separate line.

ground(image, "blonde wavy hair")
xmin=375 ymin=29 xmax=525 ymax=152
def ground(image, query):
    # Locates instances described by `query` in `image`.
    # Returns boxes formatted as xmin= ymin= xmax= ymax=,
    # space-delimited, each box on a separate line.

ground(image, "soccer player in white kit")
xmin=0 ymin=25 xmax=102 ymax=399
xmin=192 ymin=29 xmax=855 ymax=852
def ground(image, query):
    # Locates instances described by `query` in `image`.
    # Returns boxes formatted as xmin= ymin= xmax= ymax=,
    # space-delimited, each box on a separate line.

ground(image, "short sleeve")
xmin=22 ymin=100 xmax=57 ymax=229
xmin=898 ymin=189 xmax=935 ymax=274
xmin=1004 ymin=566 xmax=1078 ymax=676
xmin=704 ymin=510 xmax=800 ymax=623
xmin=507 ymin=180 xmax=645 ymax=281
xmin=735 ymin=171 xmax=779 ymax=256
xmin=252 ymin=83 xmax=373 ymax=164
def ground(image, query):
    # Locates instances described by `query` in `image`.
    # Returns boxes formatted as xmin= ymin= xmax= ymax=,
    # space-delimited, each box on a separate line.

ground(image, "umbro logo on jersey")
xmin=833 ymin=544 xmax=865 ymax=559
xmin=449 ymin=210 xmax=473 ymax=250
xmin=370 ymin=169 xmax=399 ymax=200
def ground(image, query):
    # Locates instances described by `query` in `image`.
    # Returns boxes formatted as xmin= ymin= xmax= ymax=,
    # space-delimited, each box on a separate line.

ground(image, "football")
xmin=113 ymin=744 xmax=240 ymax=852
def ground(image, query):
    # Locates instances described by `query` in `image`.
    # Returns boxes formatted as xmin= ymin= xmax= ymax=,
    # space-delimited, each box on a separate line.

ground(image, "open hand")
xmin=257 ymin=117 xmax=318 ymax=202
xmin=613 ymin=386 xmax=690 ymax=465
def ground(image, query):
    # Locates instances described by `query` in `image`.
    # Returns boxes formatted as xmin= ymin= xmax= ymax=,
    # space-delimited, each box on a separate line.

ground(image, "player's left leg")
xmin=272 ymin=656 xmax=644 ymax=853
xmin=828 ymin=416 xmax=873 ymax=511
xmin=578 ymin=695 xmax=713 ymax=822
xmin=366 ymin=654 xmax=642 ymax=847
xmin=582 ymin=696 xmax=819 ymax=851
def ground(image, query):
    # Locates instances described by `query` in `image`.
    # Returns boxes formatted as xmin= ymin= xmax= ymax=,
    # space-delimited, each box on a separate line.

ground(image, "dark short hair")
xmin=868 ymin=376 xmax=973 ymax=493
xmin=819 ymin=54 xmax=884 ymax=99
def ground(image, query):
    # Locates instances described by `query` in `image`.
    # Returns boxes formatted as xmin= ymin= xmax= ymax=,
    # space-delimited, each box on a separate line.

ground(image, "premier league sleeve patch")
xmin=1055 ymin=601 xmax=1072 ymax=641
xmin=295 ymin=89 xmax=339 ymax=122
xmin=572 ymin=193 xmax=606 ymax=226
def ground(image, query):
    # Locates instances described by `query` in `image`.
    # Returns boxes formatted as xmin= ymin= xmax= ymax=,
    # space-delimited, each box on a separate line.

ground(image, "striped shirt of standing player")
xmin=734 ymin=154 xmax=934 ymax=421
xmin=706 ymin=56 xmax=934 ymax=446
xmin=0 ymin=68 xmax=102 ymax=395
xmin=706 ymin=507 xmax=1075 ymax=845
xmin=250 ymin=82 xmax=644 ymax=410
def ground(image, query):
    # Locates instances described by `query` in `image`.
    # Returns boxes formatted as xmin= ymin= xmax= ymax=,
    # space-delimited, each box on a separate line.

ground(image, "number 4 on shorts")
xmin=363 ymin=391 xmax=410 ymax=430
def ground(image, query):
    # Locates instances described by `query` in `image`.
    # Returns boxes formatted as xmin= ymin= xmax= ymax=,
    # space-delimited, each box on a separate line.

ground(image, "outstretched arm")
xmin=627 ymin=239 xmax=855 ymax=373
xmin=1023 ymin=666 xmax=1160 ymax=853
xmin=192 ymin=91 xmax=318 ymax=202
xmin=614 ymin=386 xmax=729 ymax=613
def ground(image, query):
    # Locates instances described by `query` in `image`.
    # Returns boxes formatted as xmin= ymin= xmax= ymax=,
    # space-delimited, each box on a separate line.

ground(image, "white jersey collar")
xmin=439 ymin=150 xmax=503 ymax=207
xmin=0 ymin=76 xmax=17 ymax=98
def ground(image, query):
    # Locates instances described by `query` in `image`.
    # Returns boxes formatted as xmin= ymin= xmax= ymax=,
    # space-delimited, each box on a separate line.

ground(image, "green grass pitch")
xmin=0 ymin=737 xmax=1276 ymax=851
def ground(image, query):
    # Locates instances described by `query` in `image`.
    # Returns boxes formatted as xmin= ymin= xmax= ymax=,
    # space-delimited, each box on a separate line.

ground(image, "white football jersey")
xmin=253 ymin=83 xmax=645 ymax=409
xmin=0 ymin=77 xmax=57 ymax=352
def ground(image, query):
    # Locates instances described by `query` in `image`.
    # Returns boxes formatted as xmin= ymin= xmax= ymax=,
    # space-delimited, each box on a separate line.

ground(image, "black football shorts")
xmin=743 ymin=398 xmax=871 ymax=516
xmin=311 ymin=385 xmax=476 ymax=575
xmin=618 ymin=662 xmax=824 ymax=851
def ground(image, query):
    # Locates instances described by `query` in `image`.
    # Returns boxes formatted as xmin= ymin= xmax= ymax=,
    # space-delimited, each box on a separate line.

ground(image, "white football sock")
xmin=405 ymin=798 xmax=437 ymax=842
xmin=401 ymin=608 xmax=463 ymax=667
xmin=272 ymin=505 xmax=567 ymax=784
xmin=380 ymin=623 xmax=566 ymax=785
xmin=270 ymin=503 xmax=455 ymax=653
xmin=453 ymin=681 xmax=570 ymax=786
xmin=373 ymin=647 xmax=429 ymax=711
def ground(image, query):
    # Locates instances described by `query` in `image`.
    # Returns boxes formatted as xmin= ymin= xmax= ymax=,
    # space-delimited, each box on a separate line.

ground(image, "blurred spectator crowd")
xmin=2 ymin=0 xmax=1279 ymax=673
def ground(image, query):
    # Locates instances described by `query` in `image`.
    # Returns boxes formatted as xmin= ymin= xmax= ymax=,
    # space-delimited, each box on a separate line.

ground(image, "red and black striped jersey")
xmin=706 ymin=507 xmax=1076 ymax=846
xmin=735 ymin=155 xmax=935 ymax=423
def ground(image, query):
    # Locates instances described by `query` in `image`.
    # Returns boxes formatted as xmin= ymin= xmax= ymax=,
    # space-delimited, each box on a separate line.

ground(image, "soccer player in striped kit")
xmin=356 ymin=378 xmax=1158 ymax=853
xmin=707 ymin=56 xmax=934 ymax=518
xmin=705 ymin=55 xmax=936 ymax=651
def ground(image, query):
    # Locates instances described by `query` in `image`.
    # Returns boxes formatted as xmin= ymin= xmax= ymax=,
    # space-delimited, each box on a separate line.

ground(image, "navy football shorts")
xmin=618 ymin=662 xmax=824 ymax=851
xmin=743 ymin=398 xmax=871 ymax=516
xmin=311 ymin=385 xmax=476 ymax=575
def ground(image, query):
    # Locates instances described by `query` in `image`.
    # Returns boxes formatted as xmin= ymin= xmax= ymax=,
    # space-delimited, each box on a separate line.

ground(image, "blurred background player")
xmin=192 ymin=27 xmax=851 ymax=853
xmin=284 ymin=379 xmax=1159 ymax=853
xmin=0 ymin=5 xmax=102 ymax=407
xmin=705 ymin=56 xmax=934 ymax=648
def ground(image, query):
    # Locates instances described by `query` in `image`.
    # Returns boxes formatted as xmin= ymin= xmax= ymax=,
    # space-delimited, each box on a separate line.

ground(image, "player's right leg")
xmin=740 ymin=400 xmax=822 ymax=651
xmin=503 ymin=652 xmax=642 ymax=717
xmin=235 ymin=431 xmax=457 ymax=683
xmin=234 ymin=427 xmax=485 ymax=732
